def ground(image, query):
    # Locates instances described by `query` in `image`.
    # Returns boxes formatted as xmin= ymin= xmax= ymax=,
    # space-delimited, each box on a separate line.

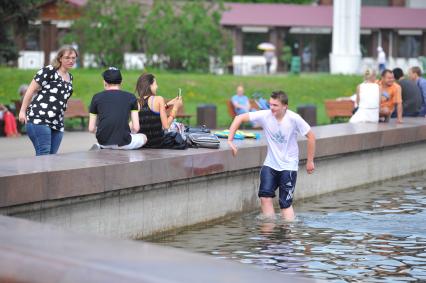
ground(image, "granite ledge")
xmin=0 ymin=118 xmax=425 ymax=207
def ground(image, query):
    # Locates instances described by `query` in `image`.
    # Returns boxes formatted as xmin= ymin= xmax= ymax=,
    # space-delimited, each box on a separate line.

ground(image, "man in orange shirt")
xmin=379 ymin=69 xmax=403 ymax=123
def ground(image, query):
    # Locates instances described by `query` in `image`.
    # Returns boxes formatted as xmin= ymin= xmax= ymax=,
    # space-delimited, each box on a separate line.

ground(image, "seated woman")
xmin=136 ymin=73 xmax=186 ymax=149
xmin=349 ymin=68 xmax=380 ymax=123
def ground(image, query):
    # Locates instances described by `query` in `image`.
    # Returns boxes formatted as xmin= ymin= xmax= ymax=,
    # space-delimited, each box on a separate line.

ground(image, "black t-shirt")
xmin=27 ymin=65 xmax=73 ymax=131
xmin=89 ymin=90 xmax=138 ymax=146
xmin=397 ymin=79 xmax=423 ymax=115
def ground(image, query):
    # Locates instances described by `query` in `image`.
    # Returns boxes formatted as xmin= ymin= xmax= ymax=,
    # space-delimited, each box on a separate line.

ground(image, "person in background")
xmin=227 ymin=91 xmax=316 ymax=221
xmin=231 ymin=85 xmax=252 ymax=115
xmin=377 ymin=46 xmax=386 ymax=74
xmin=408 ymin=66 xmax=426 ymax=117
xmin=18 ymin=84 xmax=29 ymax=102
xmin=378 ymin=69 xmax=402 ymax=123
xmin=302 ymin=46 xmax=312 ymax=72
xmin=349 ymin=69 xmax=380 ymax=123
xmin=19 ymin=45 xmax=78 ymax=155
xmin=264 ymin=50 xmax=274 ymax=74
xmin=0 ymin=104 xmax=19 ymax=137
xmin=393 ymin=68 xmax=422 ymax=117
xmin=88 ymin=67 xmax=146 ymax=150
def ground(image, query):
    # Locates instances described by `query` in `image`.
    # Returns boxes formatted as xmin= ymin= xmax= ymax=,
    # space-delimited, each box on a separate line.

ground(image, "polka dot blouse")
xmin=26 ymin=65 xmax=73 ymax=131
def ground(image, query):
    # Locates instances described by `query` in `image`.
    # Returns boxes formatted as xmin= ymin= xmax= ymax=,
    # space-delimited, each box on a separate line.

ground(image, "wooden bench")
xmin=227 ymin=99 xmax=260 ymax=129
xmin=165 ymin=99 xmax=192 ymax=125
xmin=227 ymin=99 xmax=259 ymax=119
xmin=324 ymin=99 xmax=354 ymax=122
xmin=64 ymin=99 xmax=89 ymax=129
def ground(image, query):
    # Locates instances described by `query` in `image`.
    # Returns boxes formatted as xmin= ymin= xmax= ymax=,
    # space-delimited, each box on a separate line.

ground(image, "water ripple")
xmin=150 ymin=173 xmax=426 ymax=282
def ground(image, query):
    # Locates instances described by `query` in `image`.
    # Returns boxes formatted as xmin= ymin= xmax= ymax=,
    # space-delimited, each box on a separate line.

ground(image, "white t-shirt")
xmin=249 ymin=110 xmax=311 ymax=171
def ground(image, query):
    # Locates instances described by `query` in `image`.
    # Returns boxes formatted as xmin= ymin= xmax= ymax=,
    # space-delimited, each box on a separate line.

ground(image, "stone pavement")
xmin=0 ymin=131 xmax=97 ymax=159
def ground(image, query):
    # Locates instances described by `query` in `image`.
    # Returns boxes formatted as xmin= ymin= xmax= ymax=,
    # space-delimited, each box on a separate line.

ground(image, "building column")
xmin=269 ymin=27 xmax=286 ymax=72
xmin=422 ymin=31 xmax=426 ymax=57
xmin=233 ymin=27 xmax=243 ymax=55
xmin=41 ymin=21 xmax=57 ymax=66
xmin=330 ymin=0 xmax=361 ymax=74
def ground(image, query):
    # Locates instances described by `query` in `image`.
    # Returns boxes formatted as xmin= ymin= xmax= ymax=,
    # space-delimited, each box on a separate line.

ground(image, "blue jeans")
xmin=26 ymin=123 xmax=63 ymax=156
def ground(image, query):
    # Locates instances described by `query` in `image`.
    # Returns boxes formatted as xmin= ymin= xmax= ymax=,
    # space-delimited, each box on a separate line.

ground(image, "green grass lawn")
xmin=0 ymin=67 xmax=362 ymax=127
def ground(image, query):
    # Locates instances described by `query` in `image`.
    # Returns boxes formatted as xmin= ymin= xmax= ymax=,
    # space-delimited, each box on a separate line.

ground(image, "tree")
xmin=143 ymin=0 xmax=232 ymax=72
xmin=65 ymin=0 xmax=142 ymax=68
xmin=0 ymin=0 xmax=41 ymax=65
xmin=280 ymin=45 xmax=292 ymax=71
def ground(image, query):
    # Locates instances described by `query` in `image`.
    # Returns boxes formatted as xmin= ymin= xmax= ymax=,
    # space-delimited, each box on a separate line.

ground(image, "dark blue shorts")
xmin=258 ymin=166 xmax=298 ymax=209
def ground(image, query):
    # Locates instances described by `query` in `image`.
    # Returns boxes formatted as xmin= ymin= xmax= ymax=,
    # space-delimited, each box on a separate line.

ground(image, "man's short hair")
xmin=411 ymin=66 xmax=422 ymax=77
xmin=271 ymin=91 xmax=288 ymax=105
xmin=381 ymin=69 xmax=393 ymax=77
xmin=392 ymin=68 xmax=404 ymax=80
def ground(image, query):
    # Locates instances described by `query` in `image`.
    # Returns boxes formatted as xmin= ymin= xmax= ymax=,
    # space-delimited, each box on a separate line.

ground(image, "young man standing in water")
xmin=227 ymin=91 xmax=316 ymax=220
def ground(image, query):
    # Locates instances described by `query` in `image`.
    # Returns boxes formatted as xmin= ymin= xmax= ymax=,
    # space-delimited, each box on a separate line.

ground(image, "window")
xmin=398 ymin=35 xmax=421 ymax=58
xmin=362 ymin=0 xmax=389 ymax=6
xmin=361 ymin=34 xmax=373 ymax=57
xmin=25 ymin=25 xmax=40 ymax=50
xmin=242 ymin=32 xmax=269 ymax=55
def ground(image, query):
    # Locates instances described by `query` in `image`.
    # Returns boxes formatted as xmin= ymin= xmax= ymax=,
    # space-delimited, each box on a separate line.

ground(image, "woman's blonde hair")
xmin=364 ymin=68 xmax=376 ymax=81
xmin=51 ymin=45 xmax=78 ymax=69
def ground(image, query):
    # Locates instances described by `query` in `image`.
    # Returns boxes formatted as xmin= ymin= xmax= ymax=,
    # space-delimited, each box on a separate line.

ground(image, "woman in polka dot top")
xmin=19 ymin=45 xmax=78 ymax=156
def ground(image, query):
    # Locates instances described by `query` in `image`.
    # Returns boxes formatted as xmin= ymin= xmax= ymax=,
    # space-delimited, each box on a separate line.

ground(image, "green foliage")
xmin=0 ymin=0 xmax=41 ymax=65
xmin=143 ymin=0 xmax=232 ymax=72
xmin=65 ymin=0 xmax=142 ymax=68
xmin=280 ymin=45 xmax=292 ymax=70
xmin=0 ymin=67 xmax=362 ymax=126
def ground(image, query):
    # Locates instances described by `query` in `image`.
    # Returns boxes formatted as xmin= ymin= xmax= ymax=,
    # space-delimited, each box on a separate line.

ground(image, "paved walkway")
xmin=0 ymin=131 xmax=97 ymax=159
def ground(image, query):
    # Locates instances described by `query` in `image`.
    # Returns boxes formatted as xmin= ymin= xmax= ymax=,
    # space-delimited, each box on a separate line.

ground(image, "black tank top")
xmin=138 ymin=96 xmax=164 ymax=147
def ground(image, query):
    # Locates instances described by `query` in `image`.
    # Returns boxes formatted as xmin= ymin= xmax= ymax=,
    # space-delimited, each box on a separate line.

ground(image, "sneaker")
xmin=89 ymin=143 xmax=101 ymax=151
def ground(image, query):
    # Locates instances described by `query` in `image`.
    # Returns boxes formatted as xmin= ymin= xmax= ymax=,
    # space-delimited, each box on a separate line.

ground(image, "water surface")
xmin=149 ymin=174 xmax=426 ymax=282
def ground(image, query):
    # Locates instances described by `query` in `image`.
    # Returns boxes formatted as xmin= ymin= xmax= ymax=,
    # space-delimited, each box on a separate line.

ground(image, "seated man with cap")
xmin=88 ymin=67 xmax=147 ymax=150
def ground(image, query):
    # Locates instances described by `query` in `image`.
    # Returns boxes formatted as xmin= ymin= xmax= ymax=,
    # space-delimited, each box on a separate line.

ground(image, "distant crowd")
xmin=349 ymin=66 xmax=426 ymax=124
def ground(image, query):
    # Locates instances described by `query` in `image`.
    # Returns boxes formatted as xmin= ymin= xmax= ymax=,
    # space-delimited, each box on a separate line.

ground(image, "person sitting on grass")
xmin=88 ymin=67 xmax=147 ymax=150
xmin=227 ymin=90 xmax=316 ymax=221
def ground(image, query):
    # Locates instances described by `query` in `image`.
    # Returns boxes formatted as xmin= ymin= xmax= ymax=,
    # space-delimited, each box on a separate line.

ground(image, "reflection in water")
xmin=149 ymin=174 xmax=426 ymax=282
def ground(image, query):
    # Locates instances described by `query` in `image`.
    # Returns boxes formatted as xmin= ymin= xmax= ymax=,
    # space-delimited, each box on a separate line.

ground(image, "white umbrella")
xmin=257 ymin=42 xmax=275 ymax=51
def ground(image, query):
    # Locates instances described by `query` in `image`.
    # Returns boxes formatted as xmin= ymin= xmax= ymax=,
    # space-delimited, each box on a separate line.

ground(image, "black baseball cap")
xmin=102 ymin=67 xmax=122 ymax=84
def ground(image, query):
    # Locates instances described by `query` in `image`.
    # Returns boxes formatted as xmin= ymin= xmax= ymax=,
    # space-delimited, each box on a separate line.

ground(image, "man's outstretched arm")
xmin=227 ymin=113 xmax=250 ymax=156
xmin=305 ymin=130 xmax=315 ymax=174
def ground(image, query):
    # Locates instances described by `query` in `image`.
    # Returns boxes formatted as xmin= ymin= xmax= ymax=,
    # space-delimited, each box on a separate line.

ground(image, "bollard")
xmin=297 ymin=104 xmax=317 ymax=126
xmin=197 ymin=104 xmax=217 ymax=129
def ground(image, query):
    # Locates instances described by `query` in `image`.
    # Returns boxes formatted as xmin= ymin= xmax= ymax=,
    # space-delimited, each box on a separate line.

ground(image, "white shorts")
xmin=100 ymin=133 xmax=147 ymax=150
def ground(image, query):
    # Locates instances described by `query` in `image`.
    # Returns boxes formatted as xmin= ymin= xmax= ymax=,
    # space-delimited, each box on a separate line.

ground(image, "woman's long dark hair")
xmin=135 ymin=73 xmax=155 ymax=106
